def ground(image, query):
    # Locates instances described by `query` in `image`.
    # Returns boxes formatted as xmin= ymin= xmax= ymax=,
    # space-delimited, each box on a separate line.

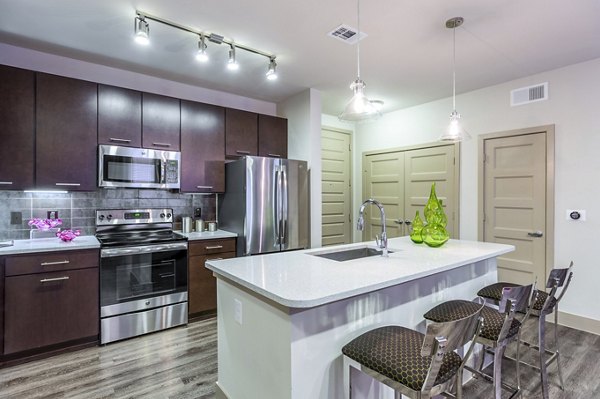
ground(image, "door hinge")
xmin=348 ymin=214 xmax=351 ymax=222
xmin=348 ymin=144 xmax=351 ymax=151
xmin=483 ymin=154 xmax=487 ymax=164
xmin=453 ymin=157 xmax=456 ymax=165
xmin=483 ymin=213 xmax=486 ymax=223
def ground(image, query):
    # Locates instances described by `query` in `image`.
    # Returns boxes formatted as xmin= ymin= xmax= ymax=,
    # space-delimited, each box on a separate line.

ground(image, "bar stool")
xmin=423 ymin=284 xmax=535 ymax=399
xmin=477 ymin=262 xmax=574 ymax=399
xmin=341 ymin=304 xmax=484 ymax=399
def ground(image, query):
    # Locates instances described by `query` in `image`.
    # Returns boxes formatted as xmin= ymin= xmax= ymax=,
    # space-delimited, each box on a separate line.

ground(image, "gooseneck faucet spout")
xmin=357 ymin=198 xmax=388 ymax=257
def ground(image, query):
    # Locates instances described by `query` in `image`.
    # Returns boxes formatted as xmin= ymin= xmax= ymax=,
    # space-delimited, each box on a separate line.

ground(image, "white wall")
xmin=278 ymin=89 xmax=323 ymax=248
xmin=353 ymin=57 xmax=600 ymax=323
xmin=0 ymin=43 xmax=276 ymax=115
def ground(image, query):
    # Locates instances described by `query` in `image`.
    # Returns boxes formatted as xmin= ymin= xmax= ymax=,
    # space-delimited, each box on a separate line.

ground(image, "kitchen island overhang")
xmin=207 ymin=237 xmax=514 ymax=399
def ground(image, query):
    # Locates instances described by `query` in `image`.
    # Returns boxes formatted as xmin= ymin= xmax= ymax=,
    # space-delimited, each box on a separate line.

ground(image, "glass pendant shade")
xmin=440 ymin=110 xmax=471 ymax=141
xmin=134 ymin=17 xmax=150 ymax=45
xmin=339 ymin=79 xmax=381 ymax=122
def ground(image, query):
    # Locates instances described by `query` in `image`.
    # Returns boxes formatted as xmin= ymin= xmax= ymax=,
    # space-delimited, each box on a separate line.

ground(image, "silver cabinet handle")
xmin=152 ymin=142 xmax=171 ymax=147
xmin=268 ymin=153 xmax=281 ymax=158
xmin=394 ymin=220 xmax=404 ymax=225
xmin=404 ymin=220 xmax=412 ymax=225
xmin=236 ymin=150 xmax=250 ymax=155
xmin=205 ymin=245 xmax=223 ymax=250
xmin=56 ymin=183 xmax=80 ymax=186
xmin=41 ymin=260 xmax=70 ymax=266
xmin=528 ymin=231 xmax=544 ymax=237
xmin=196 ymin=186 xmax=213 ymax=189
xmin=109 ymin=138 xmax=132 ymax=143
xmin=40 ymin=276 xmax=69 ymax=283
xmin=0 ymin=181 xmax=13 ymax=185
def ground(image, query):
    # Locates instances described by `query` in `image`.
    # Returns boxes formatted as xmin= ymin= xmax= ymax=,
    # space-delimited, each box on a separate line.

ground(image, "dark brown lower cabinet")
xmin=3 ymin=253 xmax=99 ymax=356
xmin=188 ymin=238 xmax=236 ymax=316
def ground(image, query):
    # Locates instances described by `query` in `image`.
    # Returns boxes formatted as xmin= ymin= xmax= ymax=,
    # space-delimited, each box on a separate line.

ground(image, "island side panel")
xmin=216 ymin=278 xmax=293 ymax=399
xmin=288 ymin=258 xmax=497 ymax=399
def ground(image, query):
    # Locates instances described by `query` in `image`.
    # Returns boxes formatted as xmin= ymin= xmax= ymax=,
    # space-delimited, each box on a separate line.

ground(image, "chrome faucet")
xmin=357 ymin=198 xmax=388 ymax=257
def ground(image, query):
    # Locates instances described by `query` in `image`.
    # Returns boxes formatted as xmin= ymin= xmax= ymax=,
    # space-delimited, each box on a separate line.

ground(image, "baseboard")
xmin=215 ymin=381 xmax=229 ymax=399
xmin=558 ymin=311 xmax=600 ymax=336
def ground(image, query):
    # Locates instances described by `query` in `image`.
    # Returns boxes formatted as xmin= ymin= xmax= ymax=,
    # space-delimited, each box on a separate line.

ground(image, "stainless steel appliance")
xmin=96 ymin=208 xmax=188 ymax=344
xmin=98 ymin=145 xmax=181 ymax=189
xmin=219 ymin=156 xmax=309 ymax=256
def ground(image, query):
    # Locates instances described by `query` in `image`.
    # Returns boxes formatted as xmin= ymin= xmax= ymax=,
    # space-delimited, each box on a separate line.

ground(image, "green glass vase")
xmin=424 ymin=182 xmax=443 ymax=225
xmin=410 ymin=211 xmax=424 ymax=244
xmin=422 ymin=223 xmax=449 ymax=247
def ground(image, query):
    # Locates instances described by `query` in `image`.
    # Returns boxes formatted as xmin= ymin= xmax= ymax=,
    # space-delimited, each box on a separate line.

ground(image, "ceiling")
xmin=1 ymin=0 xmax=599 ymax=115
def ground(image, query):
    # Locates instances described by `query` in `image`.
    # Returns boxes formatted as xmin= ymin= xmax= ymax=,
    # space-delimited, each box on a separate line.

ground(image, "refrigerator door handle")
xmin=274 ymin=168 xmax=280 ymax=245
xmin=281 ymin=165 xmax=288 ymax=246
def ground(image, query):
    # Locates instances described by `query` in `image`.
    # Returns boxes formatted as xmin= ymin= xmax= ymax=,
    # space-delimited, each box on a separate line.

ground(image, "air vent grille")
xmin=328 ymin=24 xmax=367 ymax=44
xmin=511 ymin=82 xmax=548 ymax=106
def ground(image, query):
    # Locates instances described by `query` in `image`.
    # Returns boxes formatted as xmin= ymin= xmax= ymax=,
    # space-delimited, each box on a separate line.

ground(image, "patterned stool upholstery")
xmin=477 ymin=283 xmax=556 ymax=313
xmin=342 ymin=326 xmax=461 ymax=391
xmin=423 ymin=300 xmax=521 ymax=342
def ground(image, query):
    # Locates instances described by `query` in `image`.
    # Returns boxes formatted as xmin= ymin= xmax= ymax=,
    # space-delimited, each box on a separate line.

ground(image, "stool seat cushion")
xmin=423 ymin=300 xmax=521 ymax=342
xmin=478 ymin=283 xmax=556 ymax=312
xmin=342 ymin=326 xmax=461 ymax=391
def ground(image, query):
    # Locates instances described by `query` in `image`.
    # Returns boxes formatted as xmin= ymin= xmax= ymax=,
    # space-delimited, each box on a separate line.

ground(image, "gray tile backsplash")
xmin=0 ymin=190 xmax=217 ymax=240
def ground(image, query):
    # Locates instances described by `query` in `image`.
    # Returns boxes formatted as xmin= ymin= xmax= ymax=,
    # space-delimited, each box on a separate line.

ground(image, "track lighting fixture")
xmin=266 ymin=58 xmax=277 ymax=80
xmin=134 ymin=16 xmax=150 ymax=45
xmin=196 ymin=34 xmax=208 ymax=62
xmin=133 ymin=11 xmax=277 ymax=80
xmin=227 ymin=45 xmax=239 ymax=70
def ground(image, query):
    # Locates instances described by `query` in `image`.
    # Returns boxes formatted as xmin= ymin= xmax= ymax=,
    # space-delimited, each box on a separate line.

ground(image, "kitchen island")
xmin=206 ymin=237 xmax=513 ymax=399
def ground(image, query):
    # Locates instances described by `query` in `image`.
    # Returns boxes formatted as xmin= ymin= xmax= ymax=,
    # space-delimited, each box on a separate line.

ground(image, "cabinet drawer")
xmin=5 ymin=249 xmax=99 ymax=276
xmin=189 ymin=238 xmax=236 ymax=256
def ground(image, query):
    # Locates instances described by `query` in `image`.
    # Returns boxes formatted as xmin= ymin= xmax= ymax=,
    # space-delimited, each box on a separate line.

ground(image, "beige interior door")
xmin=321 ymin=128 xmax=352 ymax=246
xmin=362 ymin=152 xmax=405 ymax=241
xmin=483 ymin=133 xmax=547 ymax=285
xmin=404 ymin=146 xmax=458 ymax=237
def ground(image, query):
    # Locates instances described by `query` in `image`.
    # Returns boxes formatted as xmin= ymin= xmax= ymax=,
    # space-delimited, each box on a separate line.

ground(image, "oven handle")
xmin=101 ymin=242 xmax=188 ymax=258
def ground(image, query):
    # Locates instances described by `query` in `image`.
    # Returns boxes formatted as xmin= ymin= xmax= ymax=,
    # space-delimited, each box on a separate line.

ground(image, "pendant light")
xmin=440 ymin=17 xmax=471 ymax=142
xmin=339 ymin=0 xmax=381 ymax=122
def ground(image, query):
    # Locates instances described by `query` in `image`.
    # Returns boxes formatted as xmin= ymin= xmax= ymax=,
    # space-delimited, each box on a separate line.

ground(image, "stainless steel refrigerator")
xmin=219 ymin=156 xmax=309 ymax=256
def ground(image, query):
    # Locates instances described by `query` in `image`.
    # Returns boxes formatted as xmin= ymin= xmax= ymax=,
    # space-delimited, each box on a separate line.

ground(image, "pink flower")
xmin=56 ymin=229 xmax=80 ymax=242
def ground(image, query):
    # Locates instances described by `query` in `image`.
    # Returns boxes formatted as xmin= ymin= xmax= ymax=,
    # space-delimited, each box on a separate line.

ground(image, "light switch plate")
xmin=234 ymin=298 xmax=243 ymax=325
xmin=566 ymin=209 xmax=586 ymax=221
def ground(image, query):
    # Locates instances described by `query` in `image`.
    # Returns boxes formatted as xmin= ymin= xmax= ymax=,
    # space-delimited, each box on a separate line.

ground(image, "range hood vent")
xmin=328 ymin=24 xmax=367 ymax=44
xmin=511 ymin=82 xmax=548 ymax=106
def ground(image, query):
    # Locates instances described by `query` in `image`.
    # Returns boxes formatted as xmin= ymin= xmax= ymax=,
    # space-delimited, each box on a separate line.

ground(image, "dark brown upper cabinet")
xmin=98 ymin=85 xmax=142 ymax=147
xmin=181 ymin=101 xmax=225 ymax=193
xmin=225 ymin=108 xmax=258 ymax=157
xmin=0 ymin=65 xmax=35 ymax=190
xmin=36 ymin=73 xmax=98 ymax=191
xmin=142 ymin=93 xmax=180 ymax=151
xmin=258 ymin=114 xmax=288 ymax=159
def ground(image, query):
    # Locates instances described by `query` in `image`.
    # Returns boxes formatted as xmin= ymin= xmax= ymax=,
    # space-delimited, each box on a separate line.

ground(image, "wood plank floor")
xmin=0 ymin=315 xmax=598 ymax=398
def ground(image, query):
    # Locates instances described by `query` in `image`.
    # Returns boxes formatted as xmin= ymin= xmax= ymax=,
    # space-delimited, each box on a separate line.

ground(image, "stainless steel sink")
xmin=313 ymin=247 xmax=392 ymax=262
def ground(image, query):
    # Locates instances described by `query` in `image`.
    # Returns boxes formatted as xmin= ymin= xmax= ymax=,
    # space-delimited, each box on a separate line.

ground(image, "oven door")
xmin=100 ymin=242 xmax=188 ymax=317
xmin=98 ymin=145 xmax=180 ymax=189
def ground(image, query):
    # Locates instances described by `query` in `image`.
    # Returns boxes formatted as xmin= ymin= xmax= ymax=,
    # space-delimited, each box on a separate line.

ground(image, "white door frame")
xmin=477 ymin=125 xmax=555 ymax=278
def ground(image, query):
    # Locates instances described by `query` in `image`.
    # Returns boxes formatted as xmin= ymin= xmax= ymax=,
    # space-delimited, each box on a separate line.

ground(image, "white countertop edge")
xmin=207 ymin=241 xmax=514 ymax=309
xmin=0 ymin=236 xmax=101 ymax=255
xmin=176 ymin=230 xmax=237 ymax=240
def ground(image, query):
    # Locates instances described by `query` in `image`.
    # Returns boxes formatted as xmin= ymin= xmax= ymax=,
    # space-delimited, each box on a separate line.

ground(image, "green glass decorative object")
xmin=422 ymin=223 xmax=449 ymax=247
xmin=410 ymin=211 xmax=424 ymax=243
xmin=422 ymin=182 xmax=450 ymax=247
xmin=424 ymin=183 xmax=443 ymax=225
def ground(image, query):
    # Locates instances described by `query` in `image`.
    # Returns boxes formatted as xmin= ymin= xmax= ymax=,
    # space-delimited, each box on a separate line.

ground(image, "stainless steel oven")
xmin=98 ymin=145 xmax=181 ymax=189
xmin=96 ymin=209 xmax=188 ymax=344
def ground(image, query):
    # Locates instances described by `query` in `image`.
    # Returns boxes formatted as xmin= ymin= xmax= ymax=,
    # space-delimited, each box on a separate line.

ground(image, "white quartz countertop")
xmin=206 ymin=237 xmax=514 ymax=308
xmin=0 ymin=235 xmax=100 ymax=255
xmin=176 ymin=230 xmax=237 ymax=240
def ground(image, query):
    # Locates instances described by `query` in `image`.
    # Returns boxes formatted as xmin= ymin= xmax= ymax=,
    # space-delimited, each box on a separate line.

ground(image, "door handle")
xmin=40 ymin=276 xmax=70 ymax=283
xmin=394 ymin=220 xmax=404 ymax=225
xmin=41 ymin=260 xmax=70 ymax=266
xmin=404 ymin=220 xmax=412 ymax=225
xmin=527 ymin=231 xmax=544 ymax=237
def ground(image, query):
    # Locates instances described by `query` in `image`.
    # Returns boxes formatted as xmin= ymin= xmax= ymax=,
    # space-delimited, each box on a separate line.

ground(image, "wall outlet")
xmin=194 ymin=207 xmax=202 ymax=218
xmin=47 ymin=210 xmax=59 ymax=219
xmin=234 ymin=298 xmax=243 ymax=325
xmin=566 ymin=209 xmax=586 ymax=221
xmin=10 ymin=212 xmax=22 ymax=225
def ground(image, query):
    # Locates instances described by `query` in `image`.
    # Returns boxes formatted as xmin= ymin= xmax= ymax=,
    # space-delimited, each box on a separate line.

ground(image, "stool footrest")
xmin=465 ymin=365 xmax=521 ymax=398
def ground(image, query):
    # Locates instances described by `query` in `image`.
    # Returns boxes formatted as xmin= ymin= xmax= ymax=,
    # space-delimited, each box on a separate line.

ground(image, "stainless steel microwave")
xmin=98 ymin=145 xmax=181 ymax=189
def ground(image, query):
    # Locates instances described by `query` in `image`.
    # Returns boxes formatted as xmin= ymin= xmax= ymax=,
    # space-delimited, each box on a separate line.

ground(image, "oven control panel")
xmin=96 ymin=209 xmax=173 ymax=225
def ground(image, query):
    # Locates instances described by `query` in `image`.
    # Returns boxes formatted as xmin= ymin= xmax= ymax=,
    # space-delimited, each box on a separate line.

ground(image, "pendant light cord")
xmin=356 ymin=0 xmax=361 ymax=79
xmin=452 ymin=25 xmax=456 ymax=111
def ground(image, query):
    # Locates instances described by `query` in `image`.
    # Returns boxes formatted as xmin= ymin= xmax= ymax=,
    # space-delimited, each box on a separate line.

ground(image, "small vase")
xmin=410 ymin=211 xmax=424 ymax=244
xmin=422 ymin=223 xmax=449 ymax=248
xmin=424 ymin=183 xmax=443 ymax=225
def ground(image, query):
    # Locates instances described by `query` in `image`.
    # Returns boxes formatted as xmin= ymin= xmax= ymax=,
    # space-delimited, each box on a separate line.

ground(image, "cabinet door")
xmin=98 ymin=84 xmax=142 ymax=147
xmin=36 ymin=73 xmax=98 ymax=191
xmin=181 ymin=100 xmax=225 ymax=193
xmin=188 ymin=251 xmax=235 ymax=315
xmin=4 ymin=268 xmax=99 ymax=354
xmin=0 ymin=65 xmax=35 ymax=190
xmin=142 ymin=93 xmax=180 ymax=151
xmin=258 ymin=114 xmax=288 ymax=158
xmin=225 ymin=108 xmax=257 ymax=157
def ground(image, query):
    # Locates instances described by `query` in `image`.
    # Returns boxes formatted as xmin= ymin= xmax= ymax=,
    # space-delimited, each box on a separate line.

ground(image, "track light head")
xmin=134 ymin=16 xmax=150 ymax=45
xmin=266 ymin=58 xmax=278 ymax=81
xmin=227 ymin=45 xmax=239 ymax=71
xmin=196 ymin=34 xmax=209 ymax=62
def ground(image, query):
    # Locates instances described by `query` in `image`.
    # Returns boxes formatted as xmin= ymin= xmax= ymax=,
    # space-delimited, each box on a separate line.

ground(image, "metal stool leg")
xmin=493 ymin=345 xmax=506 ymax=399
xmin=539 ymin=313 xmax=549 ymax=399
xmin=516 ymin=330 xmax=522 ymax=393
